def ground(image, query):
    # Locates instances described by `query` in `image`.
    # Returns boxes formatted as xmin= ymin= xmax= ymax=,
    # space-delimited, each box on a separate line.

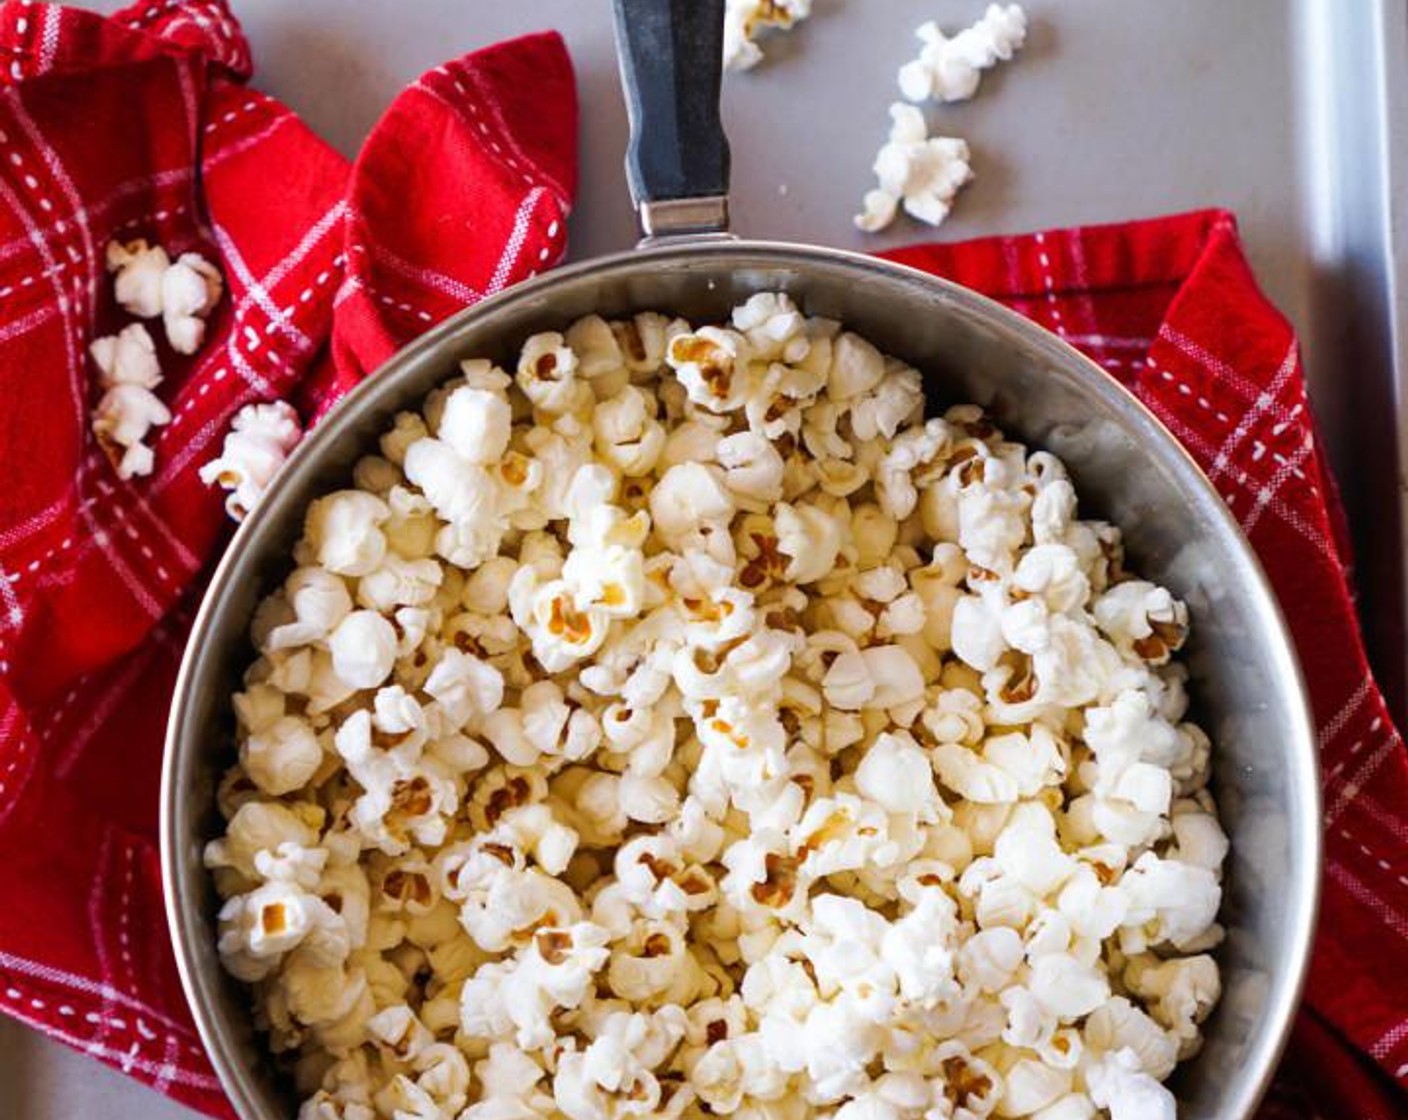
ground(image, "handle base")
xmin=638 ymin=195 xmax=732 ymax=243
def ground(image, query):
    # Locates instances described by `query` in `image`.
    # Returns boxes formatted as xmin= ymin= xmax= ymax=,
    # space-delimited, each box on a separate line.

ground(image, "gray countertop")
xmin=7 ymin=0 xmax=1399 ymax=1117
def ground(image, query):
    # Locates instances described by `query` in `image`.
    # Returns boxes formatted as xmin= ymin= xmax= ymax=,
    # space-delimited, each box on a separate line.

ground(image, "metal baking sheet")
xmin=7 ymin=0 xmax=1405 ymax=1116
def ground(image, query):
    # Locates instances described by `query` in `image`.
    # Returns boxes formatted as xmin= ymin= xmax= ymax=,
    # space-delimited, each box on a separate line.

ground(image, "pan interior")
xmin=165 ymin=242 xmax=1318 ymax=1120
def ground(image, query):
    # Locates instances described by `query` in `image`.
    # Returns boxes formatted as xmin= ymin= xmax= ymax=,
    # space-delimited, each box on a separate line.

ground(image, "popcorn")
xmin=89 ymin=322 xmax=162 ymax=389
xmin=717 ymin=431 xmax=786 ymax=504
xmin=423 ymin=648 xmax=505 ymax=729
xmin=897 ymin=5 xmax=1028 ymax=105
xmin=667 ymin=328 xmax=749 ymax=414
xmin=92 ymin=377 xmax=171 ymax=480
xmin=518 ymin=332 xmax=592 ymax=415
xmin=774 ymin=501 xmax=844 ymax=584
xmin=1084 ymin=998 xmax=1178 ymax=1080
xmin=200 ymin=401 xmax=304 ymax=521
xmin=1083 ymin=1048 xmax=1176 ymax=1120
xmin=1028 ymin=953 xmax=1110 ymax=1020
xmin=243 ymin=715 xmax=324 ymax=796
xmin=853 ymin=731 xmax=942 ymax=818
xmin=213 ymin=297 xmax=1223 ymax=1120
xmin=723 ymin=0 xmax=812 ymax=72
xmin=855 ymin=104 xmax=973 ymax=233
xmin=593 ymin=386 xmax=667 ymax=476
xmin=161 ymin=251 xmax=224 ymax=353
xmin=438 ymin=385 xmax=513 ymax=464
xmin=302 ymin=491 xmax=391 ymax=577
xmin=1093 ymin=580 xmax=1188 ymax=665
xmin=1124 ymin=954 xmax=1220 ymax=1047
xmin=105 ymin=238 xmax=170 ymax=318
xmin=328 ymin=610 xmax=399 ymax=690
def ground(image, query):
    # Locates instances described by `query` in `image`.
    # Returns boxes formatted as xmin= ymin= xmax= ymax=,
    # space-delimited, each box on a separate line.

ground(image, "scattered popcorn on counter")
xmin=897 ymin=3 xmax=1028 ymax=104
xmin=855 ymin=103 xmax=973 ymax=233
xmin=724 ymin=0 xmax=812 ymax=72
xmin=210 ymin=292 xmax=1223 ymax=1120
xmin=200 ymin=401 xmax=305 ymax=522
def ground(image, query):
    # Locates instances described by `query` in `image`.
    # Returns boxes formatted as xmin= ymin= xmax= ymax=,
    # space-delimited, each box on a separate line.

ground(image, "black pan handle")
xmin=612 ymin=0 xmax=732 ymax=239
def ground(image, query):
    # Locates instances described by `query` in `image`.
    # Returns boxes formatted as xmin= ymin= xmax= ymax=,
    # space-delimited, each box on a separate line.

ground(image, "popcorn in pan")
xmin=209 ymin=295 xmax=1226 ymax=1120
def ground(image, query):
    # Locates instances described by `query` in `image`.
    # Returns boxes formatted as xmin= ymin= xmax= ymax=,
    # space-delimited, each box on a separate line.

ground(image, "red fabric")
xmin=0 ymin=4 xmax=1403 ymax=1119
xmin=0 ymin=1 xmax=573 ymax=1115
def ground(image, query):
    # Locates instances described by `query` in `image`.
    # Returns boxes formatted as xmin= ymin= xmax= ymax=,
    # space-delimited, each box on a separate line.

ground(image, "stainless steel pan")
xmin=163 ymin=2 xmax=1321 ymax=1116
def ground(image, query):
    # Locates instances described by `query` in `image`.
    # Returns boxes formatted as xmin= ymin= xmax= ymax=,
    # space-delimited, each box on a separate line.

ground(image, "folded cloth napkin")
xmin=0 ymin=3 xmax=1405 ymax=1120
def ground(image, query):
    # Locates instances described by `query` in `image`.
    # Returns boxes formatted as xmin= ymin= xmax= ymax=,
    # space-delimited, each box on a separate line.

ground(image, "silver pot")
xmin=162 ymin=2 xmax=1321 ymax=1117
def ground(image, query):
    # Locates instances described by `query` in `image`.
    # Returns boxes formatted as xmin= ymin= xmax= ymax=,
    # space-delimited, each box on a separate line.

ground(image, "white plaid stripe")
xmin=203 ymin=111 xmax=293 ymax=172
xmin=0 ymin=948 xmax=201 ymax=1038
xmin=1160 ymin=322 xmax=1276 ymax=403
xmin=487 ymin=186 xmax=545 ymax=295
xmin=456 ymin=60 xmax=570 ymax=206
xmin=1240 ymin=437 xmax=1317 ymax=535
xmin=365 ymin=237 xmax=483 ymax=304
xmin=0 ymin=163 xmax=85 ymax=432
xmin=209 ymin=220 xmax=316 ymax=353
xmin=1326 ymin=859 xmax=1408 ymax=938
xmin=74 ymin=500 xmax=162 ymax=620
xmin=0 ymin=298 xmax=55 ymax=343
xmin=5 ymin=89 xmax=99 ymax=309
xmin=1327 ymin=727 xmax=1408 ymax=823
xmin=1319 ymin=677 xmax=1373 ymax=748
xmin=0 ymin=1002 xmax=220 ymax=1090
xmin=0 ymin=166 xmax=193 ymax=267
xmin=1144 ymin=402 xmax=1327 ymax=545
xmin=1371 ymin=1018 xmax=1408 ymax=1059
xmin=1201 ymin=340 xmax=1299 ymax=484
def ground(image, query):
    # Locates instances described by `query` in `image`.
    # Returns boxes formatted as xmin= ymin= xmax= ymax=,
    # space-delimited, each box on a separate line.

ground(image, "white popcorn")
xmin=723 ymin=0 xmax=812 ymax=72
xmin=668 ymin=327 xmax=749 ymax=414
xmin=106 ymin=238 xmax=170 ymax=318
xmin=593 ymin=386 xmax=667 ymax=476
xmin=438 ymin=385 xmax=513 ymax=464
xmin=1125 ymin=954 xmax=1221 ymax=1047
xmin=214 ymin=298 xmax=1223 ymax=1120
xmin=92 ymin=380 xmax=171 ymax=480
xmin=1085 ymin=998 xmax=1178 ymax=1081
xmin=774 ymin=501 xmax=844 ymax=584
xmin=200 ymin=401 xmax=303 ymax=522
xmin=1084 ymin=1048 xmax=1176 ymax=1120
xmin=423 ymin=648 xmax=505 ymax=729
xmin=854 ymin=731 xmax=942 ymax=818
xmin=162 ymin=251 xmax=224 ymax=354
xmin=243 ymin=716 xmax=323 ymax=796
xmin=302 ymin=491 xmax=391 ymax=577
xmin=897 ymin=5 xmax=1028 ymax=105
xmin=518 ymin=332 xmax=592 ymax=415
xmin=328 ymin=610 xmax=398 ymax=690
xmin=717 ymin=431 xmax=786 ymax=504
xmin=89 ymin=322 xmax=162 ymax=389
xmin=650 ymin=462 xmax=736 ymax=545
xmin=855 ymin=104 xmax=973 ymax=233
xmin=1029 ymin=953 xmax=1110 ymax=1021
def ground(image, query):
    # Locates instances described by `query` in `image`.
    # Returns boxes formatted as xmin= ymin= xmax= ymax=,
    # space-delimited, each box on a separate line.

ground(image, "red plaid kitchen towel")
xmin=0 ymin=3 xmax=1403 ymax=1120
